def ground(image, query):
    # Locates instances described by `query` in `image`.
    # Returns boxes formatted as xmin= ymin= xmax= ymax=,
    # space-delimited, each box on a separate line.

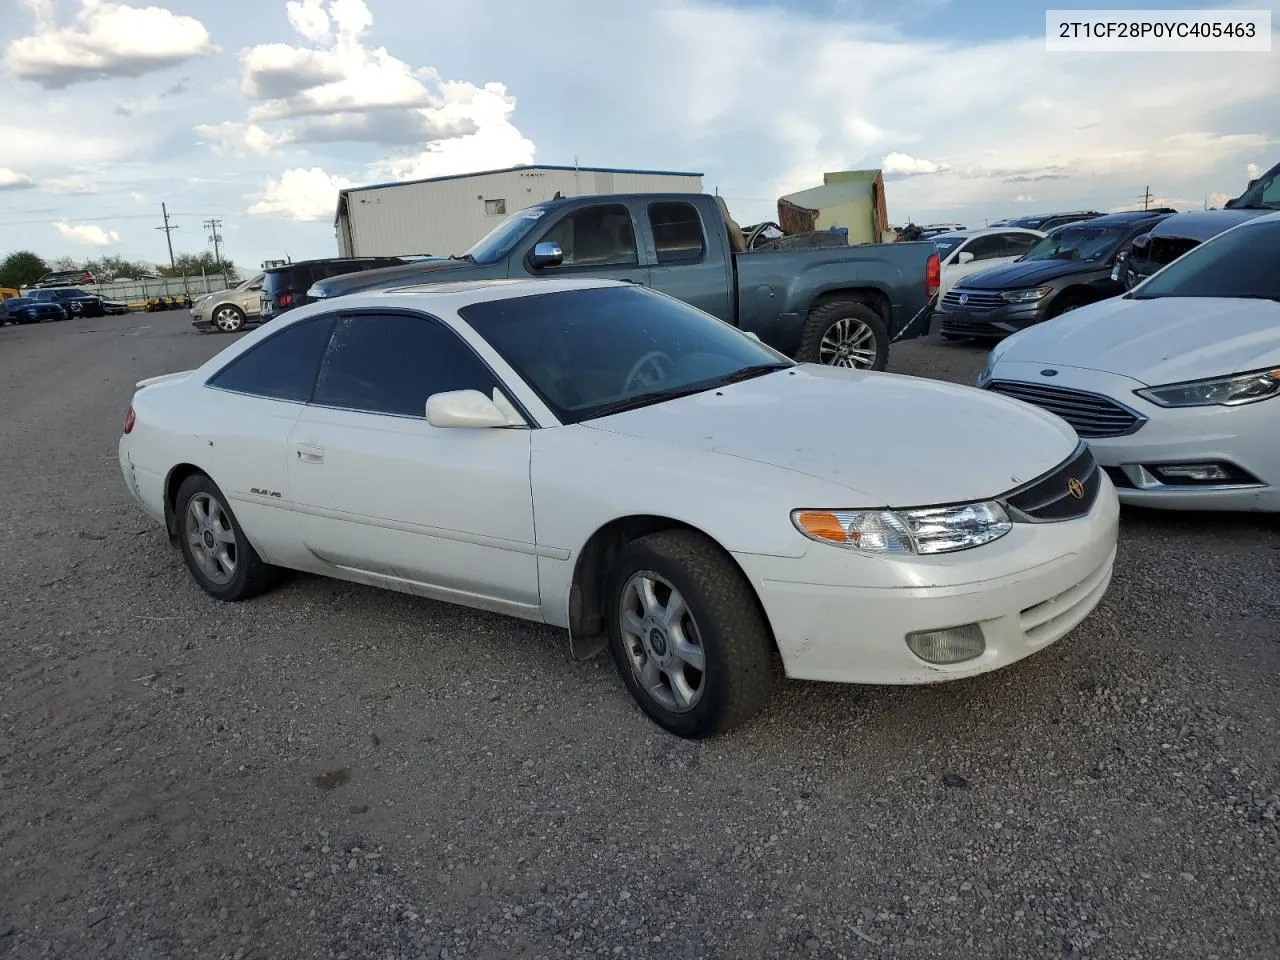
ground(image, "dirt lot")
xmin=1 ymin=311 xmax=1277 ymax=960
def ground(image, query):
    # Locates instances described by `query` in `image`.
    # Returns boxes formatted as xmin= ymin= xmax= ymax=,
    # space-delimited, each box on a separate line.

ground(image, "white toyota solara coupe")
xmin=980 ymin=211 xmax=1280 ymax=512
xmin=120 ymin=277 xmax=1119 ymax=738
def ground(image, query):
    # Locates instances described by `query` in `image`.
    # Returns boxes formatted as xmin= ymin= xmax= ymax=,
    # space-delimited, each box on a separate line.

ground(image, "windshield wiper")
xmin=449 ymin=253 xmax=475 ymax=262
xmin=711 ymin=362 xmax=791 ymax=386
xmin=586 ymin=384 xmax=715 ymax=420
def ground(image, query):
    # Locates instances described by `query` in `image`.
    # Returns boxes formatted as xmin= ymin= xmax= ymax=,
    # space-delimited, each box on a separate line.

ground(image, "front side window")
xmin=649 ymin=202 xmax=706 ymax=264
xmin=534 ymin=204 xmax=638 ymax=269
xmin=312 ymin=312 xmax=500 ymax=418
xmin=207 ymin=315 xmax=336 ymax=402
xmin=1131 ymin=220 xmax=1280 ymax=301
xmin=963 ymin=235 xmax=1007 ymax=261
xmin=458 ymin=286 xmax=792 ymax=424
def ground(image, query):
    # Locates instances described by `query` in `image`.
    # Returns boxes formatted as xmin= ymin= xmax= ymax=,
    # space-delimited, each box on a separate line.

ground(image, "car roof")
xmin=286 ymin=277 xmax=633 ymax=319
xmin=1053 ymin=210 xmax=1175 ymax=227
xmin=932 ymin=227 xmax=1043 ymax=240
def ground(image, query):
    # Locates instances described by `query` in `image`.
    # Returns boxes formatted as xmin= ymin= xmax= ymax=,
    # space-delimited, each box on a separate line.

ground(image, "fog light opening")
xmin=906 ymin=623 xmax=986 ymax=665
xmin=1147 ymin=461 xmax=1259 ymax=486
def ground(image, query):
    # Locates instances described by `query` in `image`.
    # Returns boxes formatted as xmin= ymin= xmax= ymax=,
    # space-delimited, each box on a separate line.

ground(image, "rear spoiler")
xmin=135 ymin=369 xmax=195 ymax=390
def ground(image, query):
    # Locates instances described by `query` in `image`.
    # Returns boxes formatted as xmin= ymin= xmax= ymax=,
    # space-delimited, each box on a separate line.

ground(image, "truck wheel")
xmin=797 ymin=300 xmax=889 ymax=371
xmin=605 ymin=529 xmax=775 ymax=739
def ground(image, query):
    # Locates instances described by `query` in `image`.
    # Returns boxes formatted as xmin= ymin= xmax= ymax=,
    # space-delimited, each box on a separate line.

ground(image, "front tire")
xmin=212 ymin=305 xmax=246 ymax=333
xmin=796 ymin=299 xmax=890 ymax=371
xmin=175 ymin=473 xmax=281 ymax=601
xmin=605 ymin=530 xmax=775 ymax=739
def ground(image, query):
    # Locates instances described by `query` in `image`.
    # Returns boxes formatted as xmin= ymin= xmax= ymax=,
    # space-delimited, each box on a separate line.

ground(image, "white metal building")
xmin=333 ymin=164 xmax=705 ymax=258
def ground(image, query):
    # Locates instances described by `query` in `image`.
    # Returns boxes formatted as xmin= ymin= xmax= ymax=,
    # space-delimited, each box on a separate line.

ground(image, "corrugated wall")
xmin=340 ymin=169 xmax=703 ymax=257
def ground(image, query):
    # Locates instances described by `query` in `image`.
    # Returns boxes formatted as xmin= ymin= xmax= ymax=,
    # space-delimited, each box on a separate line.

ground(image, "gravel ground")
xmin=1 ymin=311 xmax=1277 ymax=960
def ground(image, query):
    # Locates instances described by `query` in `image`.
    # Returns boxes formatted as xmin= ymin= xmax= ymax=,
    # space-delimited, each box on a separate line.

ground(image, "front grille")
xmin=984 ymin=380 xmax=1145 ymax=439
xmin=1003 ymin=443 xmax=1101 ymax=522
xmin=941 ymin=289 xmax=1005 ymax=312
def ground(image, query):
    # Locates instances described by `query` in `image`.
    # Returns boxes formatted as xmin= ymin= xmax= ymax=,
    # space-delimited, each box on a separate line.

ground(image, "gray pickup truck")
xmin=310 ymin=192 xmax=940 ymax=370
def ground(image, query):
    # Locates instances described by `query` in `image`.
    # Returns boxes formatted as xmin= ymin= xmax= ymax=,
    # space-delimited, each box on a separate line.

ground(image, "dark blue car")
xmin=0 ymin=296 xmax=69 ymax=325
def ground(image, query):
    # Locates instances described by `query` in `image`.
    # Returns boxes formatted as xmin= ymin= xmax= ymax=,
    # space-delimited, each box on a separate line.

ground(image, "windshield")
xmin=1130 ymin=219 xmax=1280 ymax=301
xmin=932 ymin=235 xmax=967 ymax=257
xmin=1226 ymin=162 xmax=1280 ymax=210
xmin=458 ymin=286 xmax=793 ymax=424
xmin=1021 ymin=223 xmax=1128 ymax=263
xmin=236 ymin=273 xmax=265 ymax=291
xmin=462 ymin=205 xmax=550 ymax=263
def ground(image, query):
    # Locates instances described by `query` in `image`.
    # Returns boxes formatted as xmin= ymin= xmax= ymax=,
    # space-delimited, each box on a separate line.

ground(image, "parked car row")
xmin=0 ymin=286 xmax=129 ymax=324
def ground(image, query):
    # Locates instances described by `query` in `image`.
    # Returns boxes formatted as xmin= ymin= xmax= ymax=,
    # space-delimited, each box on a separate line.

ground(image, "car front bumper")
xmin=985 ymin=361 xmax=1280 ymax=512
xmin=731 ymin=480 xmax=1120 ymax=685
xmin=937 ymin=300 xmax=1046 ymax=338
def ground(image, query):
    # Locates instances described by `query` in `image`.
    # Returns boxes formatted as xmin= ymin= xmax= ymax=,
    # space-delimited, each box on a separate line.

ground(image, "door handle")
xmin=295 ymin=443 xmax=324 ymax=464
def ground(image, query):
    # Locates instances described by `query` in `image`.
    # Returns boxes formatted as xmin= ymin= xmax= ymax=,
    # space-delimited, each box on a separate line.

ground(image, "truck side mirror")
xmin=530 ymin=242 xmax=564 ymax=269
xmin=956 ymin=251 xmax=975 ymax=265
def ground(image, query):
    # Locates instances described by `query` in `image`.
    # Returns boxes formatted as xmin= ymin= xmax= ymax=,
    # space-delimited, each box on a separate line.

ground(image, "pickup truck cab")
xmin=309 ymin=193 xmax=940 ymax=370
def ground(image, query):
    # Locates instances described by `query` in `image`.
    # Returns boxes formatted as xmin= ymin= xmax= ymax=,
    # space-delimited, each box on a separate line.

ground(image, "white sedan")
xmin=980 ymin=211 xmax=1280 ymax=512
xmin=931 ymin=227 xmax=1045 ymax=299
xmin=120 ymin=277 xmax=1119 ymax=738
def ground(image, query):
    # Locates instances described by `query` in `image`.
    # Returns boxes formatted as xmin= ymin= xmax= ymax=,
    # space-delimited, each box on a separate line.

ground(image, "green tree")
xmin=82 ymin=254 xmax=160 ymax=280
xmin=159 ymin=251 xmax=236 ymax=279
xmin=0 ymin=250 xmax=50 ymax=289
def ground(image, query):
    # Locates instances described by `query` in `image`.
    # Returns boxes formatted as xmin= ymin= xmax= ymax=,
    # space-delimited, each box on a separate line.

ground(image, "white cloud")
xmin=226 ymin=0 xmax=534 ymax=183
xmin=1014 ymin=194 xmax=1035 ymax=203
xmin=1248 ymin=162 xmax=1261 ymax=180
xmin=5 ymin=1 xmax=218 ymax=89
xmin=248 ymin=166 xmax=354 ymax=221
xmin=882 ymin=152 xmax=949 ymax=178
xmin=55 ymin=221 xmax=120 ymax=245
xmin=44 ymin=176 xmax=93 ymax=194
xmin=196 ymin=121 xmax=294 ymax=158
xmin=0 ymin=167 xmax=35 ymax=190
xmin=130 ymin=192 xmax=146 ymax=203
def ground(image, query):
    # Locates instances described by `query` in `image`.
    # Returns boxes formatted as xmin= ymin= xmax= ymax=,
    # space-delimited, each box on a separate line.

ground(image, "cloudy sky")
xmin=1 ymin=0 xmax=1277 ymax=271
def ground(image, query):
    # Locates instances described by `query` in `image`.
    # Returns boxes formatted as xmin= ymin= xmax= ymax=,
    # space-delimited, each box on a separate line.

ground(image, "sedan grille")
xmin=940 ymin=289 xmax=1005 ymax=312
xmin=984 ymin=380 xmax=1145 ymax=439
xmin=1003 ymin=443 xmax=1101 ymax=523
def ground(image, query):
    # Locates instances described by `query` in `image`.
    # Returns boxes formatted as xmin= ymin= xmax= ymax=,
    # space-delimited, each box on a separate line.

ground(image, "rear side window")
xmin=648 ymin=202 xmax=706 ymax=264
xmin=207 ymin=315 xmax=336 ymax=402
xmin=313 ymin=312 xmax=500 ymax=418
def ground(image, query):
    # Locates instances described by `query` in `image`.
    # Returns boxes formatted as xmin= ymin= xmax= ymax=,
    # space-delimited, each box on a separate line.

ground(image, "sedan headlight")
xmin=792 ymin=502 xmax=1012 ymax=555
xmin=1000 ymin=286 xmax=1053 ymax=304
xmin=1135 ymin=368 xmax=1280 ymax=408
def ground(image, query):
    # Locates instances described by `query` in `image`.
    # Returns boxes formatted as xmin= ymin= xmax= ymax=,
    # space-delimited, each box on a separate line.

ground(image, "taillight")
xmin=925 ymin=252 xmax=940 ymax=301
xmin=277 ymin=292 xmax=295 ymax=308
xmin=123 ymin=405 xmax=136 ymax=434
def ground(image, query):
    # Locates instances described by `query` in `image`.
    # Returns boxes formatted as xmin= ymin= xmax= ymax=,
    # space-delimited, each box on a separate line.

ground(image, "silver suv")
xmin=189 ymin=273 xmax=265 ymax=333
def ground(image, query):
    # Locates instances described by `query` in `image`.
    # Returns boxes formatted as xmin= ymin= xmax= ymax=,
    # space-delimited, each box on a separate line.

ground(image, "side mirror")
xmin=530 ymin=241 xmax=564 ymax=269
xmin=956 ymin=251 xmax=975 ymax=265
xmin=426 ymin=389 xmax=516 ymax=428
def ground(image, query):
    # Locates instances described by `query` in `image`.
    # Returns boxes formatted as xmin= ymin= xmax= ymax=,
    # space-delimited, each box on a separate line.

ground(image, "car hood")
xmin=1146 ymin=209 xmax=1265 ymax=243
xmin=994 ymin=296 xmax=1280 ymax=385
xmin=959 ymin=258 xmax=1105 ymax=289
xmin=583 ymin=365 xmax=1078 ymax=507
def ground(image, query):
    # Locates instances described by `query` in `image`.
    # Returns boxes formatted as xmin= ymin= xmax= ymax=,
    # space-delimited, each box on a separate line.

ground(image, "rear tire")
xmin=174 ymin=473 xmax=283 ymax=602
xmin=796 ymin=299 xmax=890 ymax=371
xmin=605 ymin=530 xmax=775 ymax=739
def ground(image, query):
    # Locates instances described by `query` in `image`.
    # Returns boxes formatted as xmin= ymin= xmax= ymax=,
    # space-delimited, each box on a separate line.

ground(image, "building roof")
xmin=339 ymin=164 xmax=706 ymax=196
xmin=779 ymin=169 xmax=883 ymax=211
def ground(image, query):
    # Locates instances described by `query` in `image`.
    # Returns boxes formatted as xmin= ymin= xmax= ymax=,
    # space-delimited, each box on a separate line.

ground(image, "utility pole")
xmin=155 ymin=202 xmax=178 ymax=271
xmin=1140 ymin=185 xmax=1152 ymax=210
xmin=203 ymin=218 xmax=224 ymax=270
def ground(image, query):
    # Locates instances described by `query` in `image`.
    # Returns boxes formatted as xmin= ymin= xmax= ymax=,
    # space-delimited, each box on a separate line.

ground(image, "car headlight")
xmin=1000 ymin=286 xmax=1053 ymax=304
xmin=791 ymin=502 xmax=1012 ymax=555
xmin=1135 ymin=367 xmax=1280 ymax=408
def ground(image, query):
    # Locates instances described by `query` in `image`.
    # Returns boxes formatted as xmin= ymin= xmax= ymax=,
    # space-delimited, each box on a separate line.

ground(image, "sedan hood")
xmin=585 ymin=365 xmax=1078 ymax=507
xmin=960 ymin=258 xmax=1102 ymax=289
xmin=995 ymin=296 xmax=1280 ymax=385
xmin=311 ymin=258 xmax=468 ymax=298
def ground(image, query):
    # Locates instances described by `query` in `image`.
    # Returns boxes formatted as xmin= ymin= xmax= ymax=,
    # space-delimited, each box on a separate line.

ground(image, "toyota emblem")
xmin=1067 ymin=478 xmax=1085 ymax=499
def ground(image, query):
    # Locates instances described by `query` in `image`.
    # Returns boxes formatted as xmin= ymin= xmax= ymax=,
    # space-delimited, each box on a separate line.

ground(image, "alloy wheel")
xmin=818 ymin=317 xmax=878 ymax=368
xmin=618 ymin=571 xmax=706 ymax=713
xmin=214 ymin=307 xmax=244 ymax=332
xmin=185 ymin=493 xmax=238 ymax=585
